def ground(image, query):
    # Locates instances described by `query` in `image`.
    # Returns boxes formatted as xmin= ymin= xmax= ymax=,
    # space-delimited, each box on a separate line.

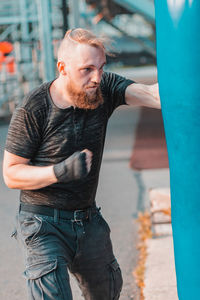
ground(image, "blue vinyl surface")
xmin=154 ymin=1 xmax=200 ymax=298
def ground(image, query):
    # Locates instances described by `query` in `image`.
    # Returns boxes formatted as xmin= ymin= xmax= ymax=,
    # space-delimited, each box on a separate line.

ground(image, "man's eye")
xmin=84 ymin=68 xmax=91 ymax=72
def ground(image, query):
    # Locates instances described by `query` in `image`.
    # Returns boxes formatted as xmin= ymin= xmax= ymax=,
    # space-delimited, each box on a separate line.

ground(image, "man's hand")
xmin=53 ymin=149 xmax=93 ymax=183
xmin=125 ymin=82 xmax=161 ymax=109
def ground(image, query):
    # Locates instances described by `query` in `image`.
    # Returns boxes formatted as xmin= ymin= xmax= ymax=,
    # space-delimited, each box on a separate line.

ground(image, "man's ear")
xmin=57 ymin=61 xmax=67 ymax=75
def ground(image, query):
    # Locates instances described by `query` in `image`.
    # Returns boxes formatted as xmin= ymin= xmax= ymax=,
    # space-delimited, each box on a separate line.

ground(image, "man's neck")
xmin=50 ymin=78 xmax=75 ymax=109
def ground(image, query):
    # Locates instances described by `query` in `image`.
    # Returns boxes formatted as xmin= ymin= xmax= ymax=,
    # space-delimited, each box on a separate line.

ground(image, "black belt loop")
xmin=54 ymin=208 xmax=59 ymax=223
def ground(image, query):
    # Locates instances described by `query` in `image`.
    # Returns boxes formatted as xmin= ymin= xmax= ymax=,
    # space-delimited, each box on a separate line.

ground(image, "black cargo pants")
xmin=12 ymin=206 xmax=123 ymax=300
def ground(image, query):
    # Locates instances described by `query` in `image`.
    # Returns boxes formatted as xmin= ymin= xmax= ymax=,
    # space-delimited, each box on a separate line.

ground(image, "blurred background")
xmin=0 ymin=1 xmax=170 ymax=300
xmin=0 ymin=0 xmax=156 ymax=117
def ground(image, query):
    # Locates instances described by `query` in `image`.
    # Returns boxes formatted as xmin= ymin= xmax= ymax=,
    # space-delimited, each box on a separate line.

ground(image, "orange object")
xmin=0 ymin=41 xmax=15 ymax=74
xmin=0 ymin=41 xmax=13 ymax=54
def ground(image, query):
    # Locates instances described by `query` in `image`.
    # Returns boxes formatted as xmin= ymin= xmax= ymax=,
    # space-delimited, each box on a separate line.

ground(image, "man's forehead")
xmin=72 ymin=44 xmax=106 ymax=66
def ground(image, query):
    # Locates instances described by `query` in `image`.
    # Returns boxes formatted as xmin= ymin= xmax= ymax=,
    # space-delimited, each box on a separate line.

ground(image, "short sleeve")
xmin=101 ymin=72 xmax=134 ymax=117
xmin=5 ymin=107 xmax=42 ymax=159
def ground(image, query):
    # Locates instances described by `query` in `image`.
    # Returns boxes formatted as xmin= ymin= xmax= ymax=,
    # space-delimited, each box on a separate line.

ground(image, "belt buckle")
xmin=74 ymin=209 xmax=85 ymax=222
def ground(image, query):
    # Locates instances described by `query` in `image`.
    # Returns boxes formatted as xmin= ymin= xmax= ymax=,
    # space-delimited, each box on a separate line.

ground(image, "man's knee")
xmin=72 ymin=258 xmax=123 ymax=300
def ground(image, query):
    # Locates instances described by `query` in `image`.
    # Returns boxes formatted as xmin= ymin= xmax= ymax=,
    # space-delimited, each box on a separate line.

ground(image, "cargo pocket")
xmin=24 ymin=260 xmax=63 ymax=299
xmin=19 ymin=214 xmax=45 ymax=247
xmin=109 ymin=259 xmax=123 ymax=300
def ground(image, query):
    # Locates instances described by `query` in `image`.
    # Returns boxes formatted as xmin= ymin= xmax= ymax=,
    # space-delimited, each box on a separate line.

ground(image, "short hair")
xmin=57 ymin=28 xmax=113 ymax=60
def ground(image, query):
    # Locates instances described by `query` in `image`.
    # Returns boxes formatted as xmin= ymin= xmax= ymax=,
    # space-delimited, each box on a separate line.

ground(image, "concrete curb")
xmin=144 ymin=187 xmax=178 ymax=300
xmin=144 ymin=232 xmax=178 ymax=300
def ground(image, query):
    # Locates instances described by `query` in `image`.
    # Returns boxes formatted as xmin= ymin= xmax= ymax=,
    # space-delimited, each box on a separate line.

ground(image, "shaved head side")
xmin=57 ymin=28 xmax=112 ymax=62
xmin=57 ymin=36 xmax=75 ymax=62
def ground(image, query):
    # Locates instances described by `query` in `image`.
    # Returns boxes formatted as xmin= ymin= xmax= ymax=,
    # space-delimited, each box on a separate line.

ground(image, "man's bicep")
xmin=125 ymin=83 xmax=139 ymax=106
xmin=5 ymin=107 xmax=41 ymax=158
xmin=3 ymin=150 xmax=30 ymax=185
xmin=3 ymin=150 xmax=30 ymax=168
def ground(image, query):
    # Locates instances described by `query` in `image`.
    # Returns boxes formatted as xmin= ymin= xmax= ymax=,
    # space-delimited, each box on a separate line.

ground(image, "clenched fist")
xmin=53 ymin=149 xmax=93 ymax=183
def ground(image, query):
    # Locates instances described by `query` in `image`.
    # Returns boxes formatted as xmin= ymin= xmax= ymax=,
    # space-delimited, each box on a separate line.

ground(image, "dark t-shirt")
xmin=5 ymin=72 xmax=134 ymax=210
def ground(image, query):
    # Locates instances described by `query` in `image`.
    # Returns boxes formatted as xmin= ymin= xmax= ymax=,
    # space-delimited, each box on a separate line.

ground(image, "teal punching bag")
xmin=154 ymin=0 xmax=200 ymax=299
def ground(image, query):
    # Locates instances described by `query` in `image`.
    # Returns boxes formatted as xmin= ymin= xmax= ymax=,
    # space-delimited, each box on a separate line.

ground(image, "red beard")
xmin=67 ymin=81 xmax=104 ymax=110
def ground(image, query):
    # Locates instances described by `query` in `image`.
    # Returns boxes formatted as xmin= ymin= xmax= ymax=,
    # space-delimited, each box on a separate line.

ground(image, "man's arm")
xmin=3 ymin=149 xmax=92 ymax=190
xmin=3 ymin=151 xmax=57 ymax=190
xmin=125 ymin=82 xmax=161 ymax=109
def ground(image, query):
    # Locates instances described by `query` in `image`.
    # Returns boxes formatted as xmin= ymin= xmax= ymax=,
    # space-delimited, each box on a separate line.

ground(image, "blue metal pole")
xmin=154 ymin=1 xmax=200 ymax=299
xmin=36 ymin=0 xmax=55 ymax=81
xmin=19 ymin=0 xmax=34 ymax=87
xmin=68 ymin=0 xmax=80 ymax=28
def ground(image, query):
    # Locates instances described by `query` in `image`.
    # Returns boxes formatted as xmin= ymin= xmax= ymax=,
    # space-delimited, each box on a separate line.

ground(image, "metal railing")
xmin=0 ymin=0 xmax=64 ymax=116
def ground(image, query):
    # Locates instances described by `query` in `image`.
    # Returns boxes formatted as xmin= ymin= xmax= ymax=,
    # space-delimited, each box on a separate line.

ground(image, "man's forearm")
xmin=3 ymin=149 xmax=92 ymax=190
xmin=4 ymin=164 xmax=57 ymax=190
xmin=125 ymin=82 xmax=161 ymax=109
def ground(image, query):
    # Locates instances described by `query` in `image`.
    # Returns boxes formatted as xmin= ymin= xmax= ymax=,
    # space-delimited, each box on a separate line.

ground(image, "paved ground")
xmin=0 ymin=105 xmax=142 ymax=300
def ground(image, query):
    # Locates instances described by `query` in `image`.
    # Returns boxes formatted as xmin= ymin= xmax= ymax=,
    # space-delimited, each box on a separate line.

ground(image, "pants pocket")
xmin=24 ymin=259 xmax=73 ymax=300
xmin=19 ymin=213 xmax=45 ymax=246
xmin=109 ymin=259 xmax=123 ymax=300
xmin=24 ymin=259 xmax=62 ymax=300
xmin=24 ymin=260 xmax=57 ymax=280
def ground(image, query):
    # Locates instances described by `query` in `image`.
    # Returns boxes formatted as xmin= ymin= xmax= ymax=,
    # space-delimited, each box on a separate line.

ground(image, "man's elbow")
xmin=3 ymin=177 xmax=15 ymax=189
xmin=3 ymin=170 xmax=18 ymax=189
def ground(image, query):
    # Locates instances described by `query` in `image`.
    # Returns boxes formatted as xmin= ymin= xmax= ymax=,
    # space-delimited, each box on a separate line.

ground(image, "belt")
xmin=19 ymin=202 xmax=99 ymax=222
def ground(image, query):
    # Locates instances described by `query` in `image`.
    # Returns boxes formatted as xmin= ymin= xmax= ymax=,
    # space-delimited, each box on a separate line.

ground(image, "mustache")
xmin=86 ymin=85 xmax=99 ymax=88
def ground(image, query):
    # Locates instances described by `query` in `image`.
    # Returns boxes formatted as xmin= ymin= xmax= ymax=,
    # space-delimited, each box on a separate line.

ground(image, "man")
xmin=3 ymin=28 xmax=160 ymax=300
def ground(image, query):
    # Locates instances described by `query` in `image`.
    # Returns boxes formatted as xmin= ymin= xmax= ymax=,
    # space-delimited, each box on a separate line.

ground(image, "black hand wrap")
xmin=53 ymin=151 xmax=88 ymax=183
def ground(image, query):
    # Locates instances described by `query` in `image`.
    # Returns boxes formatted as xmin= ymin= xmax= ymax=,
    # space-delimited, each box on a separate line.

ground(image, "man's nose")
xmin=91 ymin=70 xmax=101 ymax=84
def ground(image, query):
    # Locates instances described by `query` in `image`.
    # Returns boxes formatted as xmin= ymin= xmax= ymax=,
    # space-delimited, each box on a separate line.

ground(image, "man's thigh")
xmin=16 ymin=211 xmax=74 ymax=300
xmin=70 ymin=213 xmax=123 ymax=300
